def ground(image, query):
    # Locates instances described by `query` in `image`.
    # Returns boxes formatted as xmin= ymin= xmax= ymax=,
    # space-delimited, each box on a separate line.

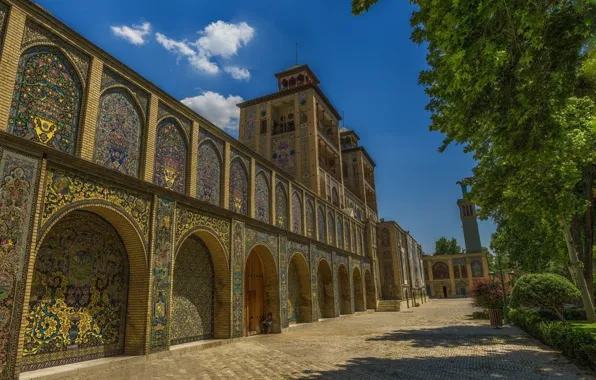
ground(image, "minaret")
xmin=457 ymin=182 xmax=482 ymax=253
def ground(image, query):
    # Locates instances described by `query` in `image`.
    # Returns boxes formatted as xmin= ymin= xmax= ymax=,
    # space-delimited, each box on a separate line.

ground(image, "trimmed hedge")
xmin=509 ymin=309 xmax=596 ymax=371
xmin=538 ymin=308 xmax=588 ymax=322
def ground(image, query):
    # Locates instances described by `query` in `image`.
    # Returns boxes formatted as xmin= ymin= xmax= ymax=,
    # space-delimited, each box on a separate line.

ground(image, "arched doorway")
xmin=352 ymin=267 xmax=365 ymax=312
xmin=365 ymin=269 xmax=376 ymax=310
xmin=173 ymin=229 xmax=231 ymax=340
xmin=287 ymin=253 xmax=312 ymax=324
xmin=22 ymin=208 xmax=148 ymax=370
xmin=338 ymin=265 xmax=351 ymax=315
xmin=244 ymin=245 xmax=279 ymax=335
xmin=170 ymin=236 xmax=214 ymax=345
xmin=317 ymin=259 xmax=334 ymax=318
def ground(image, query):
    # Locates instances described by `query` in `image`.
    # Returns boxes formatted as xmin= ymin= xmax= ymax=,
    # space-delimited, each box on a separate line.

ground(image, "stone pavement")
xmin=23 ymin=299 xmax=595 ymax=379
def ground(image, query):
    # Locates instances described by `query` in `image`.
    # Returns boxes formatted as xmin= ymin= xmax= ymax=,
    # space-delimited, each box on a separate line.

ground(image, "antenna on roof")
xmin=295 ymin=42 xmax=298 ymax=65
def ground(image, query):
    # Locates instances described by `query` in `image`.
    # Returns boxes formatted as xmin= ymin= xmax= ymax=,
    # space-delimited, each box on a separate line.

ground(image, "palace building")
xmin=0 ymin=1 xmax=425 ymax=378
xmin=422 ymin=184 xmax=490 ymax=298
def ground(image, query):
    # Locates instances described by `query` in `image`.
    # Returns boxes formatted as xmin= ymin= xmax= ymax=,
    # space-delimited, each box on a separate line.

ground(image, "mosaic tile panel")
xmin=23 ymin=211 xmax=128 ymax=370
xmin=93 ymin=88 xmax=143 ymax=177
xmin=346 ymin=224 xmax=351 ymax=252
xmin=337 ymin=217 xmax=343 ymax=250
xmin=153 ymin=119 xmax=187 ymax=193
xmin=244 ymin=106 xmax=256 ymax=141
xmin=42 ymin=166 xmax=151 ymax=243
xmin=309 ymin=245 xmax=319 ymax=321
xmin=175 ymin=207 xmax=229 ymax=258
xmin=305 ymin=198 xmax=315 ymax=239
xmin=288 ymin=260 xmax=300 ymax=324
xmin=229 ymin=159 xmax=248 ymax=216
xmin=288 ymin=240 xmax=309 ymax=262
xmin=327 ymin=211 xmax=335 ymax=246
xmin=100 ymin=67 xmax=148 ymax=116
xmin=199 ymin=129 xmax=224 ymax=157
xmin=471 ymin=260 xmax=483 ymax=278
xmin=271 ymin=134 xmax=296 ymax=175
xmin=230 ymin=148 xmax=250 ymax=169
xmin=21 ymin=21 xmax=90 ymax=85
xmin=197 ymin=141 xmax=221 ymax=206
xmin=231 ymin=221 xmax=244 ymax=337
xmin=254 ymin=171 xmax=270 ymax=223
xmin=150 ymin=198 xmax=175 ymax=351
xmin=171 ymin=236 xmax=213 ymax=345
xmin=245 ymin=227 xmax=278 ymax=267
xmin=9 ymin=46 xmax=82 ymax=155
xmin=275 ymin=184 xmax=288 ymax=229
xmin=291 ymin=191 xmax=303 ymax=235
xmin=279 ymin=236 xmax=288 ymax=328
xmin=0 ymin=150 xmax=39 ymax=379
xmin=317 ymin=207 xmax=325 ymax=242
xmin=259 ymin=134 xmax=267 ymax=158
xmin=158 ymin=102 xmax=191 ymax=138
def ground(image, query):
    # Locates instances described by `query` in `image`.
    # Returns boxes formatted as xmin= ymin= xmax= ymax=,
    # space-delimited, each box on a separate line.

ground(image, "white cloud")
xmin=197 ymin=21 xmax=255 ymax=58
xmin=111 ymin=22 xmax=151 ymax=45
xmin=155 ymin=32 xmax=219 ymax=74
xmin=181 ymin=91 xmax=243 ymax=133
xmin=224 ymin=66 xmax=250 ymax=81
xmin=154 ymin=21 xmax=254 ymax=75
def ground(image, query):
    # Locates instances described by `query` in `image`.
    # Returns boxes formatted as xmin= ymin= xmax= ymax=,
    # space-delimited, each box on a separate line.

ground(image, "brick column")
xmin=188 ymin=121 xmax=199 ymax=198
xmin=78 ymin=57 xmax=103 ymax=160
xmin=0 ymin=7 xmax=26 ymax=132
xmin=143 ymin=94 xmax=159 ymax=182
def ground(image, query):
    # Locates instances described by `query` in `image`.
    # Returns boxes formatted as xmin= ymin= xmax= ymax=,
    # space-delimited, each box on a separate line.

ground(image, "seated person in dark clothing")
xmin=261 ymin=313 xmax=273 ymax=334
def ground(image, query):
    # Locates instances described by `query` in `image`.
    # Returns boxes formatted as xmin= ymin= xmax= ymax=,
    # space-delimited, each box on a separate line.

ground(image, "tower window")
xmin=260 ymin=119 xmax=267 ymax=134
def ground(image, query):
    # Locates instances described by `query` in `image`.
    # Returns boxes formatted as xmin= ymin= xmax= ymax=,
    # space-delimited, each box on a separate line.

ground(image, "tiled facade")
xmin=422 ymin=253 xmax=490 ymax=298
xmin=0 ymin=1 xmax=389 ymax=378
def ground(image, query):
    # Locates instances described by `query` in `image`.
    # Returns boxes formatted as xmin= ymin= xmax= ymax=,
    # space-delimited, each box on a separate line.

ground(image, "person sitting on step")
xmin=261 ymin=313 xmax=273 ymax=334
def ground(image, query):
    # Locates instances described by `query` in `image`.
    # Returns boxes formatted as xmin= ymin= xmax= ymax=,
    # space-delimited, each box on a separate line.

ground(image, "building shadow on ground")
xmin=298 ymin=351 xmax=590 ymax=380
xmin=366 ymin=324 xmax=527 ymax=348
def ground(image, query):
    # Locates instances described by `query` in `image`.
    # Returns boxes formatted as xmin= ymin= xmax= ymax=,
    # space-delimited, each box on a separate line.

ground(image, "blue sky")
xmin=37 ymin=0 xmax=496 ymax=254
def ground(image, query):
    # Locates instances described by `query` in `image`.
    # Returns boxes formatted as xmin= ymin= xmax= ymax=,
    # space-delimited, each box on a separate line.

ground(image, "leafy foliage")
xmin=351 ymin=0 xmax=379 ymax=15
xmin=510 ymin=274 xmax=581 ymax=321
xmin=433 ymin=237 xmax=462 ymax=255
xmin=470 ymin=278 xmax=509 ymax=310
xmin=508 ymin=309 xmax=596 ymax=370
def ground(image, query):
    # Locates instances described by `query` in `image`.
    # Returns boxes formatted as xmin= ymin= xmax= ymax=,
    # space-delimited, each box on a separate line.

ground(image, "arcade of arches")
xmin=0 ymin=3 xmax=379 ymax=379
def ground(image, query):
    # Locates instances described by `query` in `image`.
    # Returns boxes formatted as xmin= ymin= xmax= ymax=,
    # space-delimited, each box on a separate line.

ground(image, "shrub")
xmin=471 ymin=278 xmax=509 ymax=310
xmin=509 ymin=273 xmax=580 ymax=321
xmin=539 ymin=308 xmax=587 ymax=321
xmin=508 ymin=308 xmax=596 ymax=371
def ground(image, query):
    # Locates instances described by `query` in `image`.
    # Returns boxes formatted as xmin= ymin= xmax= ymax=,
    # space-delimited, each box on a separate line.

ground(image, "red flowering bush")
xmin=471 ymin=278 xmax=509 ymax=310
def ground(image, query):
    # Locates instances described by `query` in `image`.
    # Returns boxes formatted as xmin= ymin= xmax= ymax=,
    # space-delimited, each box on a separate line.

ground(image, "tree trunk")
xmin=583 ymin=166 xmax=594 ymax=303
xmin=558 ymin=214 xmax=596 ymax=323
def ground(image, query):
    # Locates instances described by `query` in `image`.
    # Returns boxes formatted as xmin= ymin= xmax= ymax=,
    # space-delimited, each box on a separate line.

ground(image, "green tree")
xmin=434 ymin=237 xmax=462 ymax=255
xmin=510 ymin=274 xmax=581 ymax=321
xmin=354 ymin=0 xmax=596 ymax=322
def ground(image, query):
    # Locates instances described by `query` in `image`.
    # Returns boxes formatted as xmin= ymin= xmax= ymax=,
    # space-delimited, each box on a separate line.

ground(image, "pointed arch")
xmin=317 ymin=206 xmax=326 ymax=242
xmin=331 ymin=188 xmax=339 ymax=207
xmin=197 ymin=140 xmax=222 ymax=206
xmin=9 ymin=45 xmax=83 ymax=154
xmin=229 ymin=158 xmax=249 ymax=215
xmin=352 ymin=267 xmax=365 ymax=312
xmin=337 ymin=216 xmax=343 ymax=249
xmin=317 ymin=259 xmax=334 ymax=318
xmin=287 ymin=252 xmax=312 ymax=323
xmin=153 ymin=117 xmax=187 ymax=193
xmin=254 ymin=171 xmax=270 ymax=223
xmin=327 ymin=211 xmax=335 ymax=246
xmin=94 ymin=87 xmax=143 ymax=177
xmin=275 ymin=183 xmax=288 ymax=229
xmin=338 ymin=264 xmax=351 ymax=315
xmin=291 ymin=191 xmax=303 ymax=235
xmin=245 ymin=244 xmax=280 ymax=335
xmin=346 ymin=223 xmax=352 ymax=252
xmin=305 ymin=199 xmax=315 ymax=239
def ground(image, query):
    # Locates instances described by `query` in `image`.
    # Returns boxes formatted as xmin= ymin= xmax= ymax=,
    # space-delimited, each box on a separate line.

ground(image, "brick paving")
xmin=32 ymin=299 xmax=595 ymax=379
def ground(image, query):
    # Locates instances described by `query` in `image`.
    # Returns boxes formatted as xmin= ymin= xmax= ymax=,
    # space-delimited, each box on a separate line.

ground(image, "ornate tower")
xmin=457 ymin=183 xmax=482 ymax=253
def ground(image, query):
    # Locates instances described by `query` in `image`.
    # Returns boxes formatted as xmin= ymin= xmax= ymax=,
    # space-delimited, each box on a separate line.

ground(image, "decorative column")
xmin=188 ymin=121 xmax=200 ymax=198
xmin=0 ymin=149 xmax=42 ymax=380
xmin=150 ymin=198 xmax=175 ymax=352
xmin=222 ymin=142 xmax=231 ymax=210
xmin=279 ymin=235 xmax=288 ymax=329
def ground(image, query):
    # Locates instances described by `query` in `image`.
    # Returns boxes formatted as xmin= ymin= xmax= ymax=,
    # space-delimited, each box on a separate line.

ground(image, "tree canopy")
xmin=354 ymin=0 xmax=596 ymax=321
xmin=434 ymin=237 xmax=462 ymax=255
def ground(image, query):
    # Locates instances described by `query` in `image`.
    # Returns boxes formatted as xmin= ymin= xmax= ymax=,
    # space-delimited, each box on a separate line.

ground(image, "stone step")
xmin=376 ymin=300 xmax=401 ymax=312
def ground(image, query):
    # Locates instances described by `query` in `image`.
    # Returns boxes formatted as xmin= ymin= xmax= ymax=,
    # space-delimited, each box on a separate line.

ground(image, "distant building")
xmin=422 ymin=184 xmax=490 ymax=298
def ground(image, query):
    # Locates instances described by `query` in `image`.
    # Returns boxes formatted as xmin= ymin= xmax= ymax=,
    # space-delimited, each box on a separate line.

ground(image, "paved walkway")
xmin=24 ymin=299 xmax=595 ymax=379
